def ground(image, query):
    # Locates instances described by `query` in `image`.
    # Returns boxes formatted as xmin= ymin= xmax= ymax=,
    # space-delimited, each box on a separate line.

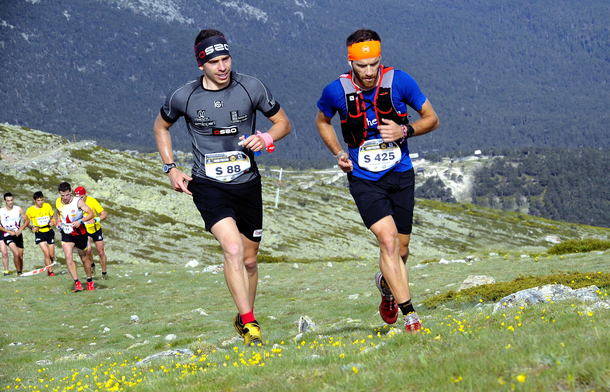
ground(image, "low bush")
xmin=423 ymin=272 xmax=610 ymax=308
xmin=547 ymin=239 xmax=610 ymax=255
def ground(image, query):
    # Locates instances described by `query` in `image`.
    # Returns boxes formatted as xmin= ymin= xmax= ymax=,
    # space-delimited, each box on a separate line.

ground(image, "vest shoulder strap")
xmin=338 ymin=66 xmax=395 ymax=94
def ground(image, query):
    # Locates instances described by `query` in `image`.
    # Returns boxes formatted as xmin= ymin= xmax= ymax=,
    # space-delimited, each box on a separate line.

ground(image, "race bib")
xmin=204 ymin=151 xmax=251 ymax=182
xmin=37 ymin=216 xmax=51 ymax=226
xmin=358 ymin=139 xmax=401 ymax=172
xmin=61 ymin=222 xmax=74 ymax=234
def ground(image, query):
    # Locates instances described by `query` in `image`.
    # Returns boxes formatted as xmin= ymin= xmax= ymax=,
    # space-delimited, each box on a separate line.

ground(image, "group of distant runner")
xmin=152 ymin=27 xmax=440 ymax=345
xmin=0 ymin=183 xmax=108 ymax=291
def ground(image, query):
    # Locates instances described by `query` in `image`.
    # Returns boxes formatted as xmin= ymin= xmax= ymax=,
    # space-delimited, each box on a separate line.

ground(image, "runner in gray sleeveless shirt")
xmin=160 ymin=72 xmax=279 ymax=183
xmin=153 ymin=29 xmax=291 ymax=346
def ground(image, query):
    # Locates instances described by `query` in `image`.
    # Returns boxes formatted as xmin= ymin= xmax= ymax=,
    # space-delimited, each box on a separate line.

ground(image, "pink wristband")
xmin=256 ymin=131 xmax=274 ymax=148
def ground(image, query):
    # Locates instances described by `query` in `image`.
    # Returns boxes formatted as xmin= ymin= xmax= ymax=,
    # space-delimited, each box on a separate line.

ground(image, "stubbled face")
xmin=35 ymin=197 xmax=44 ymax=208
xmin=4 ymin=196 xmax=14 ymax=209
xmin=351 ymin=56 xmax=381 ymax=89
xmin=199 ymin=55 xmax=232 ymax=88
xmin=59 ymin=190 xmax=72 ymax=205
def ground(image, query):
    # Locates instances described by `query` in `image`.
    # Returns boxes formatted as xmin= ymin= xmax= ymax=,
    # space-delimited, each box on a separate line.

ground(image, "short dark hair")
xmin=58 ymin=182 xmax=71 ymax=192
xmin=346 ymin=29 xmax=381 ymax=46
xmin=33 ymin=191 xmax=44 ymax=200
xmin=3 ymin=192 xmax=12 ymax=200
xmin=195 ymin=29 xmax=225 ymax=46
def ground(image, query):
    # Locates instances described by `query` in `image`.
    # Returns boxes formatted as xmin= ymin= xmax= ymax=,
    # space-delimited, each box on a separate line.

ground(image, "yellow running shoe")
xmin=233 ymin=314 xmax=246 ymax=337
xmin=243 ymin=321 xmax=263 ymax=346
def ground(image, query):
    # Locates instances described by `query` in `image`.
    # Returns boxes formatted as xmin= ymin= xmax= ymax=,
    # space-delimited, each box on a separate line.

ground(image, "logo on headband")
xmin=362 ymin=46 xmax=370 ymax=53
xmin=199 ymin=43 xmax=230 ymax=59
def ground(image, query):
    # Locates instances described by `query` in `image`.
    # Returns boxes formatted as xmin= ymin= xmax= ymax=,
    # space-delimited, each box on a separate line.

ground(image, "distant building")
xmin=474 ymin=149 xmax=482 ymax=156
xmin=409 ymin=152 xmax=420 ymax=160
xmin=416 ymin=167 xmax=425 ymax=175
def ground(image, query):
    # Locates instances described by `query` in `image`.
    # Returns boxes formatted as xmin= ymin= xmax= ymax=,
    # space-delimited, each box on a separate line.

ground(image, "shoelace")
xmin=381 ymin=297 xmax=397 ymax=311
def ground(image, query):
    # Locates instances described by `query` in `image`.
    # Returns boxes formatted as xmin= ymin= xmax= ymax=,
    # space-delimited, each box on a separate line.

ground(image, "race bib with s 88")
xmin=204 ymin=151 xmax=251 ymax=182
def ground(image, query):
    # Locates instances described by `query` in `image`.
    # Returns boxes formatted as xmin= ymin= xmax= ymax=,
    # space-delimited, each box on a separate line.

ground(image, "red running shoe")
xmin=86 ymin=281 xmax=96 ymax=291
xmin=73 ymin=281 xmax=83 ymax=292
xmin=375 ymin=272 xmax=398 ymax=324
xmin=47 ymin=271 xmax=56 ymax=277
xmin=404 ymin=312 xmax=422 ymax=333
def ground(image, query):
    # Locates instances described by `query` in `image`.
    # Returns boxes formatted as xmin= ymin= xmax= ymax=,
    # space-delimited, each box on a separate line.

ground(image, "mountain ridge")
xmin=1 ymin=0 xmax=608 ymax=167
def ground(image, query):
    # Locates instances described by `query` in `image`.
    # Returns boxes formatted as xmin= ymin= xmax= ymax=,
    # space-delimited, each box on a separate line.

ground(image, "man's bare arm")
xmin=315 ymin=111 xmax=353 ymax=172
xmin=241 ymin=108 xmax=292 ymax=151
xmin=153 ymin=113 xmax=193 ymax=195
xmin=378 ymin=99 xmax=440 ymax=142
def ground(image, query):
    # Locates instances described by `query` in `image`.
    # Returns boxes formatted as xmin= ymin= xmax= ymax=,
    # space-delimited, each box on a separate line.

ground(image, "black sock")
xmin=74 ymin=279 xmax=79 ymax=283
xmin=102 ymin=271 xmax=107 ymax=275
xmin=380 ymin=276 xmax=390 ymax=292
xmin=398 ymin=299 xmax=415 ymax=315
xmin=86 ymin=277 xmax=93 ymax=282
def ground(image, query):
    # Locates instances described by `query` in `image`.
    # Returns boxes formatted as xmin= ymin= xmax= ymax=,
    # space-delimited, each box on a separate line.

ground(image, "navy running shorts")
xmin=87 ymin=228 xmax=104 ymax=242
xmin=348 ymin=169 xmax=415 ymax=234
xmin=188 ymin=176 xmax=263 ymax=242
xmin=34 ymin=230 xmax=55 ymax=245
xmin=3 ymin=234 xmax=24 ymax=249
xmin=61 ymin=232 xmax=89 ymax=250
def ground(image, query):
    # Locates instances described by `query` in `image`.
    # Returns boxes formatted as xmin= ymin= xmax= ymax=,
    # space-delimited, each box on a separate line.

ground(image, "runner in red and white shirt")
xmin=54 ymin=182 xmax=95 ymax=292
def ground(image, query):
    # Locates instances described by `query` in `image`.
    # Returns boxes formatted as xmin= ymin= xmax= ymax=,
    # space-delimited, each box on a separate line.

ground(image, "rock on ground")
xmin=494 ymin=284 xmax=600 ymax=312
xmin=135 ymin=349 xmax=194 ymax=366
xmin=298 ymin=315 xmax=317 ymax=333
xmin=459 ymin=275 xmax=496 ymax=291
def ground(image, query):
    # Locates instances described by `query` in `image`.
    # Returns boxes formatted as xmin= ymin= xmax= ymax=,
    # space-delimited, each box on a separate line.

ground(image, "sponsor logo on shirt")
xmin=212 ymin=127 xmax=238 ymax=136
xmin=214 ymin=100 xmax=223 ymax=108
xmin=193 ymin=109 xmax=216 ymax=127
xmin=230 ymin=110 xmax=248 ymax=123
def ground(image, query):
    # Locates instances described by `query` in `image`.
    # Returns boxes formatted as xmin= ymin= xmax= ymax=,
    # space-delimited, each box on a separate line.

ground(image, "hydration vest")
xmin=339 ymin=66 xmax=409 ymax=148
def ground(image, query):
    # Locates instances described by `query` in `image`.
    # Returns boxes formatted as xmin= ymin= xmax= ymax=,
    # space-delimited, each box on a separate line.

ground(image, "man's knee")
xmin=223 ymin=242 xmax=243 ymax=261
xmin=244 ymin=256 xmax=258 ymax=273
xmin=377 ymin=230 xmax=399 ymax=254
xmin=97 ymin=245 xmax=106 ymax=257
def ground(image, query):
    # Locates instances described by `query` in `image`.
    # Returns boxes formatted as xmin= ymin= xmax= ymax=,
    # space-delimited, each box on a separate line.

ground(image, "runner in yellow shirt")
xmin=25 ymin=191 xmax=57 ymax=276
xmin=74 ymin=186 xmax=109 ymax=279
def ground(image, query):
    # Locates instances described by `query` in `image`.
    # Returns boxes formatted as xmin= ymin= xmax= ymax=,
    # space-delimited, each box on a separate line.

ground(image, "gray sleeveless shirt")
xmin=160 ymin=72 xmax=280 ymax=184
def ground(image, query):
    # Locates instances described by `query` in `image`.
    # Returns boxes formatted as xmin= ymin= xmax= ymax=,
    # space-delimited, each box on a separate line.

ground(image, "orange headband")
xmin=347 ymin=40 xmax=381 ymax=61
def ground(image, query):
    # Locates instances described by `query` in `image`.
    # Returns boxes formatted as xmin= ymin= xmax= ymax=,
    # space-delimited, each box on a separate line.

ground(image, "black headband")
xmin=194 ymin=36 xmax=230 ymax=66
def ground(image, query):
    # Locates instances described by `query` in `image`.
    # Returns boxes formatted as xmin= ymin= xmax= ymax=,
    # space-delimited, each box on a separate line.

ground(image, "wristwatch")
xmin=162 ymin=163 xmax=177 ymax=173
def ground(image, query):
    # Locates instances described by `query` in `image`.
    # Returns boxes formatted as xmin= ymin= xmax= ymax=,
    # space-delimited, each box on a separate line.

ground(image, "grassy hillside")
xmin=1 ymin=124 xmax=609 ymax=391
xmin=1 ymin=124 xmax=607 ymax=268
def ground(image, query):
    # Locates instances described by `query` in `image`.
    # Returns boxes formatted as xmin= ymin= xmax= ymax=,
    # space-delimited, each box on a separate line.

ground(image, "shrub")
xmin=423 ymin=272 xmax=610 ymax=308
xmin=547 ymin=239 xmax=610 ymax=255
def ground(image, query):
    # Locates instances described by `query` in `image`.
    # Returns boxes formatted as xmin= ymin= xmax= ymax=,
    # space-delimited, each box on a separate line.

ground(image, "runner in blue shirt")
xmin=315 ymin=29 xmax=440 ymax=332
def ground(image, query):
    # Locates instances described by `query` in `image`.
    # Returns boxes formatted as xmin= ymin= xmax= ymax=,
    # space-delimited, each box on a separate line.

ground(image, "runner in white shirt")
xmin=0 ymin=192 xmax=29 ymax=275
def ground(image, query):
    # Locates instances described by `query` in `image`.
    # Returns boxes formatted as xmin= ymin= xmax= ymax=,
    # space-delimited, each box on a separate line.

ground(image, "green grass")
xmin=548 ymin=239 xmax=610 ymax=255
xmin=70 ymin=148 xmax=98 ymax=161
xmin=257 ymin=253 xmax=356 ymax=264
xmin=1 ymin=251 xmax=608 ymax=392
xmin=423 ymin=272 xmax=610 ymax=308
xmin=1 ymin=124 xmax=610 ymax=391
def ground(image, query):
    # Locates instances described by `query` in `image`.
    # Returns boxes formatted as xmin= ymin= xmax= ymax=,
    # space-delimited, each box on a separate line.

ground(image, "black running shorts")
xmin=35 ymin=230 xmax=55 ymax=245
xmin=348 ymin=169 xmax=415 ymax=234
xmin=88 ymin=228 xmax=104 ymax=242
xmin=188 ymin=176 xmax=263 ymax=242
xmin=3 ymin=234 xmax=24 ymax=249
xmin=61 ymin=232 xmax=89 ymax=250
